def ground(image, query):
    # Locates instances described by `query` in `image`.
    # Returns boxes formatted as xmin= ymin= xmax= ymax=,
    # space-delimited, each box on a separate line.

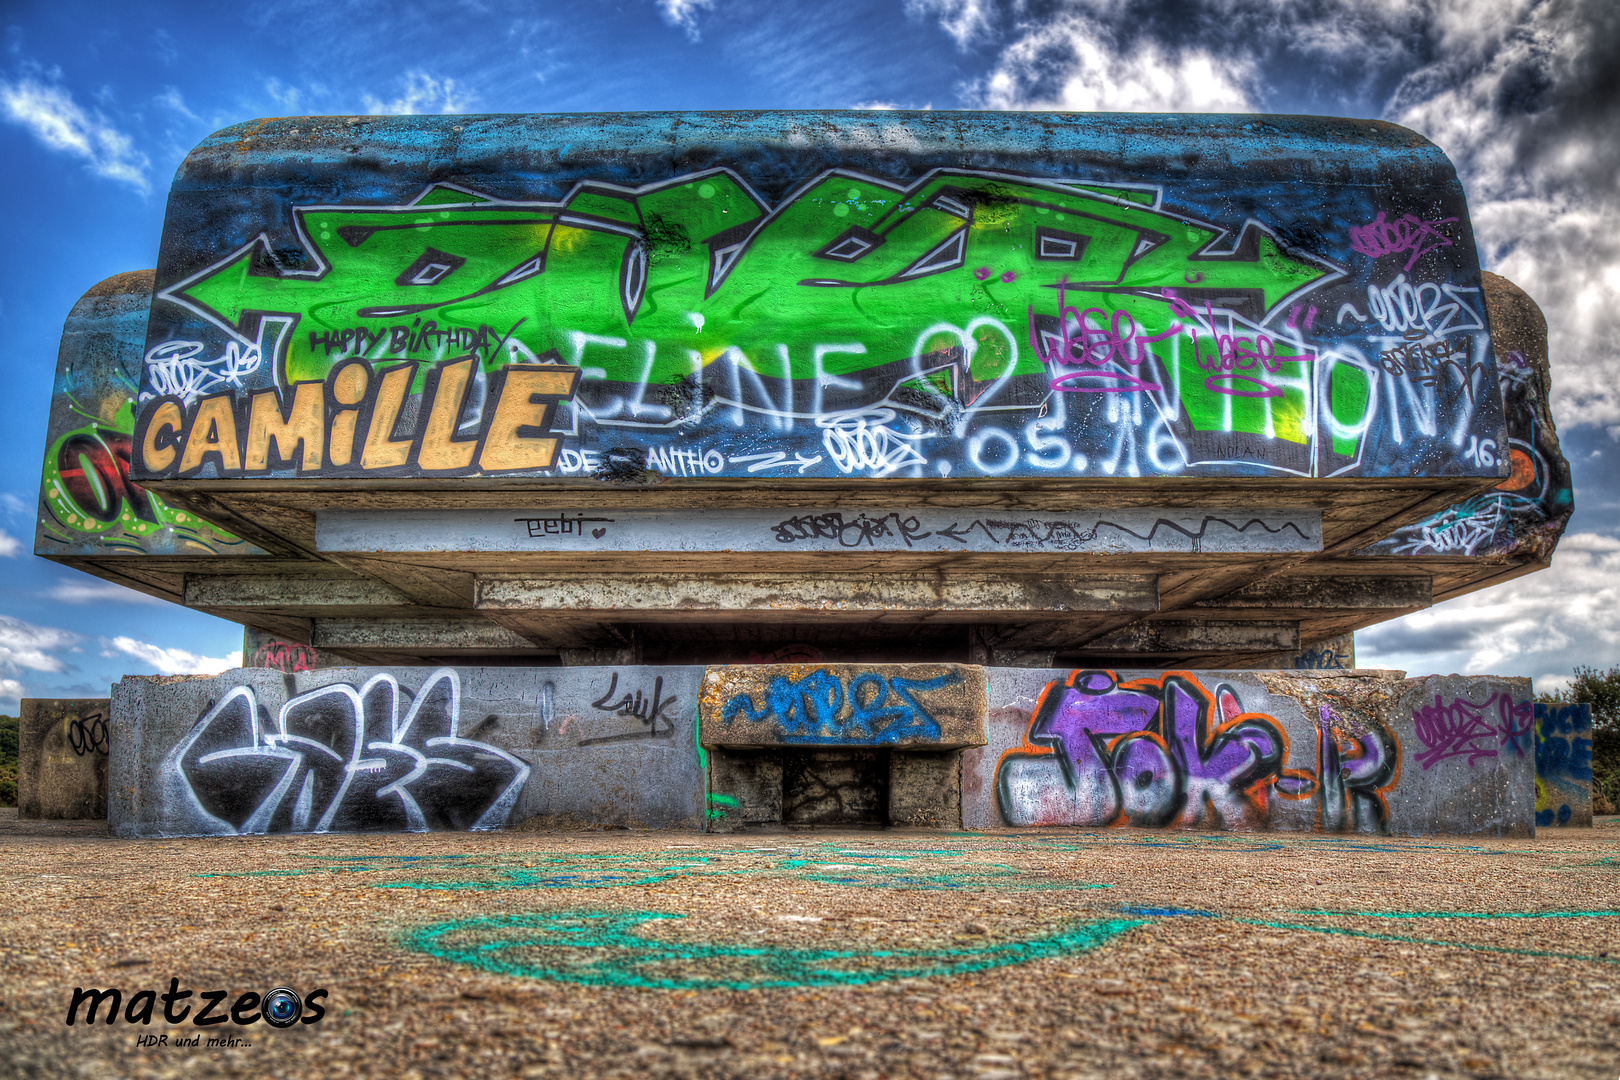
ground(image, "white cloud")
xmin=0 ymin=74 xmax=150 ymax=193
xmin=44 ymin=580 xmax=165 ymax=605
xmin=907 ymin=0 xmax=999 ymax=51
xmin=0 ymin=678 xmax=24 ymax=710
xmin=656 ymin=0 xmax=715 ymax=41
xmin=155 ymin=86 xmax=200 ymax=122
xmin=363 ymin=70 xmax=477 ymax=115
xmin=1359 ymin=530 xmax=1620 ymax=680
xmin=964 ymin=12 xmax=1258 ymax=112
xmin=1384 ymin=0 xmax=1620 ymax=428
xmin=0 ymin=529 xmax=20 ymax=558
xmin=101 ymin=636 xmax=240 ymax=677
xmin=0 ymin=616 xmax=82 ymax=675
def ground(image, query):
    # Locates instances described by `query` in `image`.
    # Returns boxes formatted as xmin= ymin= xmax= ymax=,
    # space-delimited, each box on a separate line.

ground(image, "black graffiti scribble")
xmin=770 ymin=512 xmax=932 ymax=547
xmin=67 ymin=712 xmax=109 ymax=756
xmin=578 ymin=673 xmax=679 ymax=746
xmin=176 ymin=669 xmax=529 ymax=834
xmin=768 ymin=513 xmax=1308 ymax=552
xmin=936 ymin=516 xmax=1310 ymax=551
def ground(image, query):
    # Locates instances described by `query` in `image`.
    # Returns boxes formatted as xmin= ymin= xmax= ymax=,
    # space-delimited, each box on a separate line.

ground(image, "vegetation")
xmin=0 ymin=714 xmax=16 ymax=808
xmin=1541 ymin=665 xmax=1620 ymax=815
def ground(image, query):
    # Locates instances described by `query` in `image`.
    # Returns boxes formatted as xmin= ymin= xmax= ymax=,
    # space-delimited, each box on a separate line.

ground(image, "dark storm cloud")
xmin=918 ymin=0 xmax=1620 ymax=682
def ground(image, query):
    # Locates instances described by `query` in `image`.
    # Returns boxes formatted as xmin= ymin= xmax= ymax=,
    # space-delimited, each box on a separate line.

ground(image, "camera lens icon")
xmin=262 ymin=987 xmax=303 ymax=1028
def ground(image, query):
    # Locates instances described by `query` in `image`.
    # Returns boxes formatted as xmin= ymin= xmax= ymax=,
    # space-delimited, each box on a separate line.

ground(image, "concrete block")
xmin=1535 ymin=702 xmax=1593 ymax=827
xmin=965 ymin=668 xmax=1535 ymax=837
xmin=109 ymin=666 xmax=704 ymax=838
xmin=18 ymin=699 xmax=109 ymax=820
xmin=890 ymin=751 xmax=962 ymax=829
xmin=699 ymin=664 xmax=987 ymax=748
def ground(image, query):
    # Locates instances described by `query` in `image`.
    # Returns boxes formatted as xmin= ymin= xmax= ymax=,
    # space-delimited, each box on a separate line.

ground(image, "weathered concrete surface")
xmin=17 ymin=699 xmax=109 ymax=821
xmin=109 ymin=666 xmax=703 ymax=838
xmin=966 ymin=668 xmax=1536 ymax=837
xmin=112 ymin=664 xmax=1541 ymax=838
xmin=3 ymin=823 xmax=1619 ymax=1080
xmin=319 ymin=508 xmax=1325 ymax=556
xmin=889 ymin=750 xmax=962 ymax=828
xmin=699 ymin=664 xmax=987 ymax=748
xmin=1535 ymin=702 xmax=1593 ymax=827
xmin=478 ymin=572 xmax=1159 ymax=618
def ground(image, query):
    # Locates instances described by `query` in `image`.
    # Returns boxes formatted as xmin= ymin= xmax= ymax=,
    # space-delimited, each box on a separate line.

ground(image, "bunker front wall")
xmin=33 ymin=111 xmax=1573 ymax=670
xmin=109 ymin=663 xmax=1535 ymax=838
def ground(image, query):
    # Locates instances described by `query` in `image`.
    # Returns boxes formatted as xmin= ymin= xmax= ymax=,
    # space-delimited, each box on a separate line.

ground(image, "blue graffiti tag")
xmin=720 ymin=669 xmax=962 ymax=743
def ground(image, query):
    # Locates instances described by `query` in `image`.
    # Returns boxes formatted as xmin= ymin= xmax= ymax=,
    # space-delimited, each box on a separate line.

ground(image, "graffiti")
xmin=1311 ymin=706 xmax=1400 ymax=832
xmin=1535 ymin=702 xmax=1593 ymax=827
xmin=35 ymin=280 xmax=255 ymax=555
xmin=249 ymin=640 xmax=320 ymax=673
xmin=142 ymin=338 xmax=263 ymax=402
xmin=995 ymin=671 xmax=1402 ymax=833
xmin=744 ymin=645 xmax=823 ymax=665
xmin=817 ymin=410 xmax=930 ymax=475
xmin=1366 ymin=345 xmax=1574 ymax=559
xmin=1294 ymin=645 xmax=1349 ymax=669
xmin=770 ymin=511 xmax=931 ymax=547
xmin=516 ymin=514 xmax=614 ymax=539
xmin=134 ymin=359 xmax=580 ymax=480
xmin=1164 ymin=292 xmax=1296 ymax=398
xmin=126 ymin=160 xmax=1500 ymax=485
xmin=174 ymin=669 xmax=529 ymax=834
xmin=997 ymin=670 xmax=1302 ymax=829
xmin=720 ymin=668 xmax=962 ymax=744
xmin=1349 ymin=211 xmax=1459 ymax=272
xmin=577 ymin=673 xmax=680 ymax=746
xmin=1411 ymin=691 xmax=1534 ymax=770
xmin=399 ymin=910 xmax=1143 ymax=990
xmin=66 ymin=711 xmax=109 ymax=757
xmin=766 ymin=512 xmax=1311 ymax=551
xmin=1028 ymin=288 xmax=1174 ymax=393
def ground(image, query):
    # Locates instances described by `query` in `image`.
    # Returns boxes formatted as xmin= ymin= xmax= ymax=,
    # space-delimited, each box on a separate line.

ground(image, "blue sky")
xmin=2 ymin=0 xmax=1617 ymax=705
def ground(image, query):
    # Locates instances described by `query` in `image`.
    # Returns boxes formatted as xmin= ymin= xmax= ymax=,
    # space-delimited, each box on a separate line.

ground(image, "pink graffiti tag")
xmin=1164 ymin=291 xmax=1294 ymax=398
xmin=251 ymin=640 xmax=319 ymax=673
xmin=1027 ymin=280 xmax=1170 ymax=393
xmin=1411 ymin=692 xmax=1533 ymax=770
xmin=1349 ymin=212 xmax=1459 ymax=273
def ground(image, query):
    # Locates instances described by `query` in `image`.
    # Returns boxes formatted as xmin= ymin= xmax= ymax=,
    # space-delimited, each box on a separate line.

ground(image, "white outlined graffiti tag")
xmin=174 ymin=669 xmax=529 ymax=834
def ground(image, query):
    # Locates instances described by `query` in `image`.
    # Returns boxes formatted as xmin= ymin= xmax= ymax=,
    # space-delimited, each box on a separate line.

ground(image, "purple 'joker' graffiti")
xmin=995 ymin=670 xmax=1402 ymax=833
xmin=1411 ymin=691 xmax=1533 ymax=770
xmin=175 ymin=669 xmax=529 ymax=833
xmin=996 ymin=671 xmax=1299 ymax=829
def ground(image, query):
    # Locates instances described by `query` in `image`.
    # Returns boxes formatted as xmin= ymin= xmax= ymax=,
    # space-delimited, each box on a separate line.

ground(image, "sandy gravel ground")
xmin=1 ymin=811 xmax=1616 ymax=1080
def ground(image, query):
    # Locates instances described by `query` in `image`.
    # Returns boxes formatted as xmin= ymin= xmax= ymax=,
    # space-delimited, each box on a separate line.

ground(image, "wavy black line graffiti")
xmin=67 ymin=711 xmax=109 ymax=756
xmin=175 ymin=669 xmax=529 ymax=834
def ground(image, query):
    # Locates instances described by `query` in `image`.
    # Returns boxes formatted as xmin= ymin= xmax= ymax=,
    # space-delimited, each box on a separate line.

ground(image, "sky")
xmin=1 ymin=0 xmax=1617 ymax=707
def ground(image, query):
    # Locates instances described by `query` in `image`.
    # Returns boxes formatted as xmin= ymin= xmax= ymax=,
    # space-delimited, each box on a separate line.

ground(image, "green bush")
xmin=0 ymin=715 xmax=15 ymax=808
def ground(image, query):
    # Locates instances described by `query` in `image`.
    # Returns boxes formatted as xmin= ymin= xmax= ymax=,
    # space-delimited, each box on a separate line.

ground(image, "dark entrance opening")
xmin=781 ymin=750 xmax=889 ymax=827
xmin=706 ymin=747 xmax=962 ymax=830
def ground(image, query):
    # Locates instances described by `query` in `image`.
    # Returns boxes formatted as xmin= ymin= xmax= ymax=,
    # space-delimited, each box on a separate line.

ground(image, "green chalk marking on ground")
xmin=1236 ymin=918 xmax=1620 ymax=965
xmin=1293 ymin=909 xmax=1620 ymax=919
xmin=399 ymin=910 xmax=1145 ymax=990
xmin=381 ymin=870 xmax=685 ymax=890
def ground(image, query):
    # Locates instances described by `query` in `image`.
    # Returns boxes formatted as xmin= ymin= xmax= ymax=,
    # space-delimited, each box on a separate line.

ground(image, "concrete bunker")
xmin=26 ymin=110 xmax=1578 ymax=836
